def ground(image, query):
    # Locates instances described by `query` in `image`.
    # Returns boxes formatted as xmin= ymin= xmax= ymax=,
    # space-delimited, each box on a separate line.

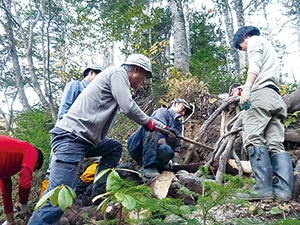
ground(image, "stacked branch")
xmin=192 ymin=97 xmax=243 ymax=184
xmin=184 ymin=96 xmax=240 ymax=169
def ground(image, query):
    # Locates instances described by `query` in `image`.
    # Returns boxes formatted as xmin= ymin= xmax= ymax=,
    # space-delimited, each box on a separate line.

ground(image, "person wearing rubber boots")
xmin=127 ymin=98 xmax=193 ymax=179
xmin=233 ymin=26 xmax=293 ymax=202
xmin=28 ymin=54 xmax=170 ymax=224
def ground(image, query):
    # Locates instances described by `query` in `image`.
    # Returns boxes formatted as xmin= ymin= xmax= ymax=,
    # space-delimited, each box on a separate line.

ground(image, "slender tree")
xmin=2 ymin=0 xmax=31 ymax=111
xmin=169 ymin=0 xmax=189 ymax=75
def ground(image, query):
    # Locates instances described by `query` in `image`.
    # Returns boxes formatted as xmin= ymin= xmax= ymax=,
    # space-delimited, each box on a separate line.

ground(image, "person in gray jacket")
xmin=233 ymin=26 xmax=293 ymax=201
xmin=28 ymin=54 xmax=166 ymax=224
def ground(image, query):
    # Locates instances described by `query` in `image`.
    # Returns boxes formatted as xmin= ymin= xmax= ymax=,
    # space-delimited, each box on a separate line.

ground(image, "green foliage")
xmin=279 ymin=82 xmax=298 ymax=95
xmin=9 ymin=109 xmax=54 ymax=165
xmin=284 ymin=111 xmax=300 ymax=128
xmin=189 ymin=12 xmax=233 ymax=94
xmin=270 ymin=206 xmax=282 ymax=215
xmin=35 ymin=185 xmax=76 ymax=212
xmin=93 ymin=168 xmax=149 ymax=214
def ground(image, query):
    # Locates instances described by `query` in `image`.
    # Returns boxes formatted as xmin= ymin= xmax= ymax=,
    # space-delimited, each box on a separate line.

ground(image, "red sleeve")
xmin=18 ymin=166 xmax=33 ymax=205
xmin=0 ymin=177 xmax=13 ymax=214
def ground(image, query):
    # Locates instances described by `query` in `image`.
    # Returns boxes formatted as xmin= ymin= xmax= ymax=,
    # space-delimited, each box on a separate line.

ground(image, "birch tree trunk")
xmin=219 ymin=0 xmax=240 ymax=77
xmin=3 ymin=0 xmax=31 ymax=111
xmin=234 ymin=0 xmax=247 ymax=74
xmin=295 ymin=8 xmax=300 ymax=51
xmin=169 ymin=0 xmax=189 ymax=75
xmin=12 ymin=0 xmax=52 ymax=113
xmin=103 ymin=42 xmax=114 ymax=69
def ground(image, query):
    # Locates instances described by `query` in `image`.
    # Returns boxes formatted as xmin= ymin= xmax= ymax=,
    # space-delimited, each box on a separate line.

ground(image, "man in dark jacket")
xmin=127 ymin=99 xmax=193 ymax=178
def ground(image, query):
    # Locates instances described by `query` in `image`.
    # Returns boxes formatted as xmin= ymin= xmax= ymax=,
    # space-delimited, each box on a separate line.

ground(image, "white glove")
xmin=240 ymin=83 xmax=252 ymax=110
xmin=20 ymin=204 xmax=31 ymax=215
xmin=2 ymin=220 xmax=16 ymax=225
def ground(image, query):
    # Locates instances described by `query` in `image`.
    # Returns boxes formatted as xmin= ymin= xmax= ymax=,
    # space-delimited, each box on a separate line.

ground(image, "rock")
xmin=59 ymin=217 xmax=70 ymax=225
xmin=163 ymin=214 xmax=186 ymax=224
xmin=177 ymin=172 xmax=203 ymax=194
xmin=168 ymin=182 xmax=196 ymax=205
xmin=150 ymin=171 xmax=174 ymax=199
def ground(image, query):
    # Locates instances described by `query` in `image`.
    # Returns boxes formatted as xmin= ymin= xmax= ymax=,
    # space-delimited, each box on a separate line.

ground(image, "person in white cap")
xmin=57 ymin=64 xmax=104 ymax=121
xmin=28 ymin=54 xmax=172 ymax=224
xmin=39 ymin=64 xmax=104 ymax=198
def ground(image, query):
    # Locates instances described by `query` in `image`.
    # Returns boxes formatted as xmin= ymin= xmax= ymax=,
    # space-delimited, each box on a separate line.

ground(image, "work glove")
xmin=240 ymin=83 xmax=252 ymax=110
xmin=2 ymin=221 xmax=16 ymax=225
xmin=166 ymin=127 xmax=179 ymax=143
xmin=143 ymin=119 xmax=156 ymax=132
xmin=20 ymin=204 xmax=31 ymax=215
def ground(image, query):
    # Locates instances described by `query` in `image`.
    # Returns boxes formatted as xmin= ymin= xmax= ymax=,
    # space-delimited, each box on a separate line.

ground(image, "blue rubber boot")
xmin=271 ymin=152 xmax=294 ymax=201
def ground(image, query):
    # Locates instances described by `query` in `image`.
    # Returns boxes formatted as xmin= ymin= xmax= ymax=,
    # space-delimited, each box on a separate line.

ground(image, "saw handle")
xmin=155 ymin=127 xmax=214 ymax=152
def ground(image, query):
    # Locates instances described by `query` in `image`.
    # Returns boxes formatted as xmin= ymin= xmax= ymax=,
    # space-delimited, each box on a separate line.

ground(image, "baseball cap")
xmin=171 ymin=98 xmax=193 ymax=117
xmin=122 ymin=54 xmax=152 ymax=78
xmin=83 ymin=64 xmax=104 ymax=77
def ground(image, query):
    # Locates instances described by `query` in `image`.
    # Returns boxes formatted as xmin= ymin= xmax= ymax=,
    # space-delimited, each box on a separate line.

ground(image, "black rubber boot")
xmin=271 ymin=152 xmax=294 ymax=202
xmin=240 ymin=145 xmax=274 ymax=201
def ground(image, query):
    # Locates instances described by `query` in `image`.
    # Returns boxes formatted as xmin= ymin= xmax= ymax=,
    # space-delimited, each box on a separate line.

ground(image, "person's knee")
xmin=158 ymin=144 xmax=174 ymax=164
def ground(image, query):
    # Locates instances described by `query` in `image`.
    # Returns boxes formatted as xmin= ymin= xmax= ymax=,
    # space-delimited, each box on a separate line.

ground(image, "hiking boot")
xmin=171 ymin=155 xmax=182 ymax=166
xmin=140 ymin=165 xmax=160 ymax=178
xmin=238 ymin=145 xmax=274 ymax=201
xmin=271 ymin=152 xmax=294 ymax=202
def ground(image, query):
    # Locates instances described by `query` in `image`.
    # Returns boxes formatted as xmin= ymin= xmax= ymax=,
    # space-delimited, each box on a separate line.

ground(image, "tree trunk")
xmin=169 ymin=0 xmax=189 ymax=75
xmin=103 ymin=42 xmax=114 ymax=69
xmin=3 ymin=0 xmax=31 ymax=111
xmin=219 ymin=0 xmax=240 ymax=77
xmin=283 ymin=81 xmax=300 ymax=112
xmin=234 ymin=0 xmax=247 ymax=74
xmin=12 ymin=0 xmax=52 ymax=112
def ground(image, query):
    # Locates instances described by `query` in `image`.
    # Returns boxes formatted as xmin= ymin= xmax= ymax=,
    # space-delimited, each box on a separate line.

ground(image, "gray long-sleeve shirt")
xmin=247 ymin=36 xmax=280 ymax=91
xmin=55 ymin=66 xmax=149 ymax=145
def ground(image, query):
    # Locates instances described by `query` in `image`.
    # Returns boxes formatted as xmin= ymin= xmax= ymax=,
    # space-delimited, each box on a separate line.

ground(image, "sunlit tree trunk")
xmin=219 ymin=0 xmax=240 ymax=77
xmin=169 ymin=0 xmax=189 ymax=75
xmin=103 ymin=42 xmax=114 ymax=69
xmin=12 ymin=0 xmax=52 ymax=113
xmin=234 ymin=0 xmax=247 ymax=74
xmin=3 ymin=0 xmax=31 ymax=111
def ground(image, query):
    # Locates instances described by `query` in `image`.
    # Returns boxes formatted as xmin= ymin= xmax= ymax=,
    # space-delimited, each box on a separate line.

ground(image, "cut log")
xmin=228 ymin=159 xmax=252 ymax=174
xmin=150 ymin=171 xmax=174 ymax=199
xmin=285 ymin=128 xmax=300 ymax=143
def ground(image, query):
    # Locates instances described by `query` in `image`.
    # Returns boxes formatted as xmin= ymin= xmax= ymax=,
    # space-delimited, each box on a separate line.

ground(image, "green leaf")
xmin=270 ymin=206 xmax=281 ymax=215
xmin=257 ymin=209 xmax=264 ymax=215
xmin=106 ymin=170 xmax=120 ymax=192
xmin=94 ymin=168 xmax=111 ymax=183
xmin=92 ymin=191 xmax=112 ymax=203
xmin=66 ymin=186 xmax=77 ymax=199
xmin=49 ymin=187 xmax=61 ymax=207
xmin=98 ymin=197 xmax=110 ymax=213
xmin=115 ymin=168 xmax=140 ymax=175
xmin=120 ymin=194 xmax=136 ymax=210
xmin=58 ymin=186 xmax=73 ymax=211
xmin=115 ymin=192 xmax=125 ymax=202
xmin=34 ymin=186 xmax=61 ymax=210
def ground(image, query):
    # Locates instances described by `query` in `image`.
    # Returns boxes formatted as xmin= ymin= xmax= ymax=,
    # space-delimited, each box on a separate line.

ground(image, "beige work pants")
xmin=242 ymin=87 xmax=287 ymax=156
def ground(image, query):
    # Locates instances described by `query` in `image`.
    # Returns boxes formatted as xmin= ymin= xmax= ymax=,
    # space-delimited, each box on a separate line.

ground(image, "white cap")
xmin=83 ymin=64 xmax=104 ymax=77
xmin=122 ymin=54 xmax=152 ymax=78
